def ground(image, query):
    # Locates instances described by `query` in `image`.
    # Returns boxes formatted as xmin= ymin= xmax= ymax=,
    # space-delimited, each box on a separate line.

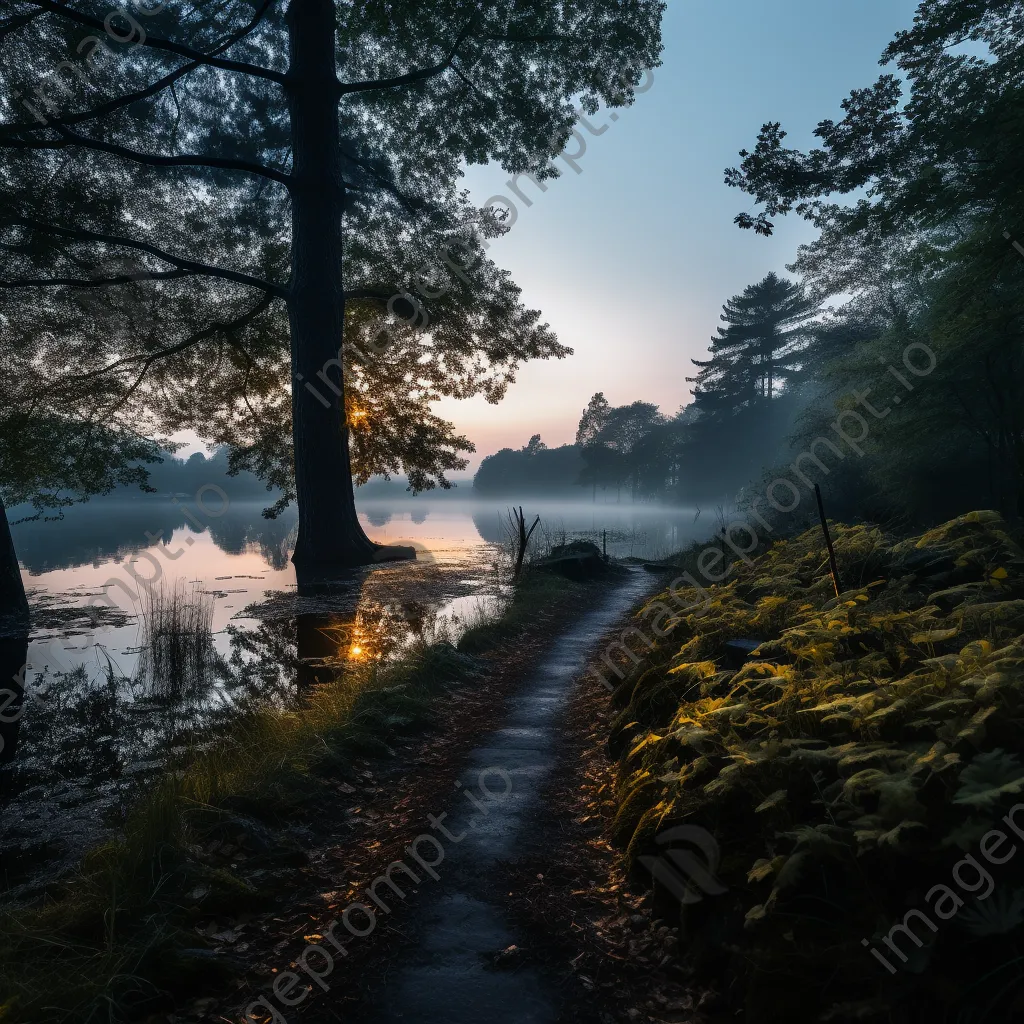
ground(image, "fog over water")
xmin=1 ymin=493 xmax=712 ymax=894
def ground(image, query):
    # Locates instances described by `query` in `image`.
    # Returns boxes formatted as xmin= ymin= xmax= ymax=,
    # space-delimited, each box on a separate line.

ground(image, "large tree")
xmin=690 ymin=272 xmax=817 ymax=404
xmin=724 ymin=0 xmax=1024 ymax=519
xmin=0 ymin=0 xmax=664 ymax=573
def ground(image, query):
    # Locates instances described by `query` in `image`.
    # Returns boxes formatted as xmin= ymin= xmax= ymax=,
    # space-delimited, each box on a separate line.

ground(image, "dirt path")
xmin=313 ymin=567 xmax=654 ymax=1024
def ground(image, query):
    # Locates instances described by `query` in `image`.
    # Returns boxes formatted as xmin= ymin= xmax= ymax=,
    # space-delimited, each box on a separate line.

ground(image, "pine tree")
xmin=680 ymin=273 xmax=816 ymax=499
xmin=691 ymin=272 xmax=817 ymax=406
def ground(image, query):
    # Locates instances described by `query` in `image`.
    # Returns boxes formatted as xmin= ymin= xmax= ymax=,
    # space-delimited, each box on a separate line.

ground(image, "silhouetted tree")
xmin=676 ymin=275 xmax=816 ymax=501
xmin=0 ymin=0 xmax=663 ymax=570
xmin=578 ymin=400 xmax=665 ymax=502
xmin=725 ymin=0 xmax=1024 ymax=523
xmin=576 ymin=392 xmax=612 ymax=445
xmin=690 ymin=273 xmax=816 ymax=404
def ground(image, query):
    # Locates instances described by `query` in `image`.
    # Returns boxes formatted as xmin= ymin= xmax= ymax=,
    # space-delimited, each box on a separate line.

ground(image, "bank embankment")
xmin=596 ymin=511 xmax=1024 ymax=1022
xmin=0 ymin=568 xmax=638 ymax=1023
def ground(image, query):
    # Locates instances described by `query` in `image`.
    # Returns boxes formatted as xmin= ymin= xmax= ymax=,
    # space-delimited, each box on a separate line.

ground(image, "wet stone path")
xmin=346 ymin=568 xmax=653 ymax=1024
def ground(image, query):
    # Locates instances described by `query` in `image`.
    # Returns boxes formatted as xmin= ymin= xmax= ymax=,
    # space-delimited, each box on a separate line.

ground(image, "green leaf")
xmin=954 ymin=749 xmax=1024 ymax=808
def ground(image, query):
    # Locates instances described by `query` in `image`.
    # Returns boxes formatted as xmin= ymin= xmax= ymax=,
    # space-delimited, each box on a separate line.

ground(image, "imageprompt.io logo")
xmin=638 ymin=825 xmax=728 ymax=905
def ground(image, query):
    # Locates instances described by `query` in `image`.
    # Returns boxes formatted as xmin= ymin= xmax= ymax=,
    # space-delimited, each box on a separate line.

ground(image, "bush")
xmin=608 ymin=511 xmax=1024 ymax=1021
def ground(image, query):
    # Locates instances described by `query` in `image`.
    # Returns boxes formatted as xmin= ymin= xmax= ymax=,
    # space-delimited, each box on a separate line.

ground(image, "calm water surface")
xmin=1 ymin=495 xmax=705 ymax=894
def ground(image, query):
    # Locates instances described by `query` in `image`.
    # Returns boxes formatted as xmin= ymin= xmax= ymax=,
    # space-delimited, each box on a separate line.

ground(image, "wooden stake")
xmin=814 ymin=484 xmax=841 ymax=598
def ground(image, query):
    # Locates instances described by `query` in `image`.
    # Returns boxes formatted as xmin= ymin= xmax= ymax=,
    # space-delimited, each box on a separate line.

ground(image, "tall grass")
xmin=0 ymin=568 xmax=585 ymax=1023
xmin=136 ymin=581 xmax=215 ymax=694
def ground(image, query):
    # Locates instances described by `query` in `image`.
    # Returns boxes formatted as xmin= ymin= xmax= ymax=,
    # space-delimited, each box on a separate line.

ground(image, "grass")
xmin=604 ymin=510 xmax=1024 ymax=1022
xmin=459 ymin=571 xmax=586 ymax=654
xmin=0 ymin=568 xmax=586 ymax=1023
xmin=136 ymin=581 xmax=216 ymax=694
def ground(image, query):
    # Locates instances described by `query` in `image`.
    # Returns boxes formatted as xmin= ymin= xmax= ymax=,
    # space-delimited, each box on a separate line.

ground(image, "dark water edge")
xmin=1 ymin=497 xmax=710 ymax=901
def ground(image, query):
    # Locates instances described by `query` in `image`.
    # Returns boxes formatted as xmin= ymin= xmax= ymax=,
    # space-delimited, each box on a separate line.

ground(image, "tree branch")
xmin=0 ymin=1 xmax=277 ymax=138
xmin=0 ymin=62 xmax=198 ymax=140
xmin=24 ymin=0 xmax=288 ymax=86
xmin=0 ymin=268 xmax=191 ymax=289
xmin=339 ymin=19 xmax=475 ymax=95
xmin=339 ymin=145 xmax=427 ymax=217
xmin=11 ymin=217 xmax=288 ymax=298
xmin=224 ymin=337 xmax=261 ymax=419
xmin=3 ymin=126 xmax=292 ymax=185
xmin=97 ymin=292 xmax=276 ymax=415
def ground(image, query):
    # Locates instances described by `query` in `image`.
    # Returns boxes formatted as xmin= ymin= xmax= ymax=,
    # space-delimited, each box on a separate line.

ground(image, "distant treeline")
xmin=471 ymin=384 xmax=794 ymax=506
xmin=477 ymin=226 xmax=1024 ymax=527
xmin=115 ymin=452 xmax=474 ymax=503
xmin=473 ymin=437 xmax=585 ymax=498
xmin=118 ymin=448 xmax=276 ymax=500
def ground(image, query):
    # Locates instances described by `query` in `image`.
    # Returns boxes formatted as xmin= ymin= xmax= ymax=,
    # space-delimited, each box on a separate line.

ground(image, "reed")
xmin=136 ymin=581 xmax=215 ymax=694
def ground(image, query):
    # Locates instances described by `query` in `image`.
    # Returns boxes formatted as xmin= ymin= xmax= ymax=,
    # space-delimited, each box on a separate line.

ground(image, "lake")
xmin=0 ymin=494 xmax=708 ymax=895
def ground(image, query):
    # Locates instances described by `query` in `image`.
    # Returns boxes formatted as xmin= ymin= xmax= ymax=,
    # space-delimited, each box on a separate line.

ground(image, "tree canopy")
xmin=0 ymin=0 xmax=664 ymax=568
xmin=722 ymin=0 xmax=1024 ymax=524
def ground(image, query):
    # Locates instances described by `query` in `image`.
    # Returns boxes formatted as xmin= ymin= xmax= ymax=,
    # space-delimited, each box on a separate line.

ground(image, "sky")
xmin=435 ymin=0 xmax=921 ymax=471
xmin=168 ymin=0 xmax=921 ymax=473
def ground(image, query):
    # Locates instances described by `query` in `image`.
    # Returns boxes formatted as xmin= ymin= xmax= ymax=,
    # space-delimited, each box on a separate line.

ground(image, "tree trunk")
xmin=0 ymin=494 xmax=29 ymax=771
xmin=0 ymin=630 xmax=27 ymax=772
xmin=285 ymin=0 xmax=379 ymax=574
xmin=0 ymin=494 xmax=28 ymax=638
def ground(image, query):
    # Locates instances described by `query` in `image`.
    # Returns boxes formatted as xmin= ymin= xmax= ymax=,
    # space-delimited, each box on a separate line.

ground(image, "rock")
xmin=204 ymin=816 xmax=275 ymax=855
xmin=493 ymin=944 xmax=525 ymax=968
xmin=535 ymin=541 xmax=608 ymax=580
xmin=723 ymin=638 xmax=761 ymax=668
xmin=551 ymin=540 xmax=602 ymax=559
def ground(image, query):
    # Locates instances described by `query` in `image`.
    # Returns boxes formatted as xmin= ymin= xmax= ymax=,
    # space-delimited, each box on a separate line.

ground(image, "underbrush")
xmin=0 ymin=570 xmax=580 ymax=1023
xmin=607 ymin=510 xmax=1024 ymax=1022
xmin=459 ymin=571 xmax=585 ymax=654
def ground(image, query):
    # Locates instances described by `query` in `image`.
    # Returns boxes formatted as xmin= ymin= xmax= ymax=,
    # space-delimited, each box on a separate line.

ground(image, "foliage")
xmin=605 ymin=510 xmax=1024 ymax=1021
xmin=719 ymin=0 xmax=1024 ymax=524
xmin=0 ymin=0 xmax=664 ymax=509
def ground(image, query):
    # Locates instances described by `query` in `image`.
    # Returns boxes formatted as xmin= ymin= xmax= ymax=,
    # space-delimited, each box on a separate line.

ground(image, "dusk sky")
xmin=440 ymin=0 xmax=920 ymax=470
xmin=163 ymin=0 xmax=922 ymax=472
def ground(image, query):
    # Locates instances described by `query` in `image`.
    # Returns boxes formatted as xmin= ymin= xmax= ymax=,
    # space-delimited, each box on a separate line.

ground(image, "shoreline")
xmin=0 ymin=566 xmax=652 ymax=1023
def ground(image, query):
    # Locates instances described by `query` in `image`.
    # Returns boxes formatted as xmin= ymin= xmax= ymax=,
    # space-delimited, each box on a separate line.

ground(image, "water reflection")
xmin=1 ymin=572 xmax=384 ymax=893
xmin=2 ymin=496 xmax=710 ymax=894
xmin=10 ymin=499 xmax=298 ymax=575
